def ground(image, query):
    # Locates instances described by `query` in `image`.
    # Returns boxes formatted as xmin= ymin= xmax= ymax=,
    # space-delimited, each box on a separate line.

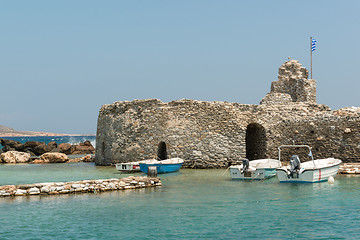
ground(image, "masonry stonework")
xmin=95 ymin=60 xmax=360 ymax=167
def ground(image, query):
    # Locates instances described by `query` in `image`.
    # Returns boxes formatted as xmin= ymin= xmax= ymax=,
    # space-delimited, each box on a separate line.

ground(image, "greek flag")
xmin=312 ymin=38 xmax=317 ymax=52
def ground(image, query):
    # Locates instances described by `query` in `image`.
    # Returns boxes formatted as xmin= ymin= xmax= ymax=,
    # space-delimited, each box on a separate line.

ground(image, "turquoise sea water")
xmin=0 ymin=163 xmax=359 ymax=240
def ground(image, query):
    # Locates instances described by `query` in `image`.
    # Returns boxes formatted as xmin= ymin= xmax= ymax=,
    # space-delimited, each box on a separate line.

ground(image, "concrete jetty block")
xmin=0 ymin=191 xmax=10 ymax=196
xmin=15 ymin=189 xmax=27 ymax=196
xmin=28 ymin=187 xmax=40 ymax=195
xmin=41 ymin=186 xmax=50 ymax=193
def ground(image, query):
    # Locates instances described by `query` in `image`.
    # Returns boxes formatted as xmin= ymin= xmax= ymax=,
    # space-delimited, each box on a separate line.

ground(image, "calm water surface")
xmin=0 ymin=163 xmax=359 ymax=239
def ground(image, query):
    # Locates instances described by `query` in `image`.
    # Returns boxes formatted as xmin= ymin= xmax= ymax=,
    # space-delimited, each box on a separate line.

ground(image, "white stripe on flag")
xmin=312 ymin=39 xmax=317 ymax=52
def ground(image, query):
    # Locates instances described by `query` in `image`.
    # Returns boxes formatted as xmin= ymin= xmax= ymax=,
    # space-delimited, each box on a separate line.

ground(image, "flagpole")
xmin=310 ymin=37 xmax=312 ymax=79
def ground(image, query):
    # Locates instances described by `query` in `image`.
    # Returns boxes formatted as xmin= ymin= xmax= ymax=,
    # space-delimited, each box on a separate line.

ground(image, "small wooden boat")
xmin=115 ymin=162 xmax=141 ymax=172
xmin=276 ymin=145 xmax=342 ymax=183
xmin=230 ymin=159 xmax=281 ymax=180
xmin=139 ymin=158 xmax=184 ymax=174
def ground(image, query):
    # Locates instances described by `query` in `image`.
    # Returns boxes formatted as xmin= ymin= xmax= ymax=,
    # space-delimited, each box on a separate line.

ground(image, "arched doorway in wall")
xmin=157 ymin=141 xmax=168 ymax=160
xmin=246 ymin=123 xmax=267 ymax=160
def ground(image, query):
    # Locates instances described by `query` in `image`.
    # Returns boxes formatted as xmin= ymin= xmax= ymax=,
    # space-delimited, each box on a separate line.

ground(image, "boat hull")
xmin=229 ymin=159 xmax=281 ymax=180
xmin=230 ymin=167 xmax=277 ymax=180
xmin=139 ymin=158 xmax=184 ymax=174
xmin=276 ymin=158 xmax=341 ymax=183
xmin=115 ymin=162 xmax=141 ymax=172
xmin=139 ymin=163 xmax=183 ymax=174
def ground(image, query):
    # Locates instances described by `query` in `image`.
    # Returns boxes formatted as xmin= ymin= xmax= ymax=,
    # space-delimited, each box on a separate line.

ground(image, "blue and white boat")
xmin=139 ymin=158 xmax=184 ymax=174
xmin=230 ymin=159 xmax=281 ymax=180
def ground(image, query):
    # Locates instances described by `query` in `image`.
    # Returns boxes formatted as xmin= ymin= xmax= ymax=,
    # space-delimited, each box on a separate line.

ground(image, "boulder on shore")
xmin=1 ymin=151 xmax=31 ymax=164
xmin=31 ymin=154 xmax=94 ymax=164
xmin=33 ymin=144 xmax=53 ymax=155
xmin=58 ymin=143 xmax=73 ymax=154
xmin=0 ymin=139 xmax=21 ymax=148
xmin=48 ymin=141 xmax=57 ymax=149
xmin=31 ymin=159 xmax=45 ymax=164
xmin=72 ymin=145 xmax=95 ymax=155
xmin=40 ymin=153 xmax=69 ymax=163
xmin=82 ymin=155 xmax=94 ymax=162
xmin=24 ymin=141 xmax=44 ymax=148
xmin=50 ymin=147 xmax=62 ymax=153
xmin=67 ymin=154 xmax=94 ymax=163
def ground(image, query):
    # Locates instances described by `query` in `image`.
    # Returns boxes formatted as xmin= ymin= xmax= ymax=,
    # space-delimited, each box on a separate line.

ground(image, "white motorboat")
xmin=230 ymin=159 xmax=281 ymax=180
xmin=115 ymin=162 xmax=141 ymax=172
xmin=276 ymin=145 xmax=342 ymax=183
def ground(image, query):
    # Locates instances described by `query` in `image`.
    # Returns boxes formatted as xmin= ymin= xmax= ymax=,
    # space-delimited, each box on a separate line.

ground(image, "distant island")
xmin=0 ymin=125 xmax=94 ymax=137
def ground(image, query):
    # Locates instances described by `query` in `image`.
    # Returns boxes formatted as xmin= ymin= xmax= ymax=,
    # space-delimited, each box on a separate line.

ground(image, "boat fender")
xmin=328 ymin=176 xmax=335 ymax=184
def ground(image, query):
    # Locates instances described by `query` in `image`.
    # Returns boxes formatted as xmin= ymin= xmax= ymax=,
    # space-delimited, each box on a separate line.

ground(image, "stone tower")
xmin=261 ymin=60 xmax=316 ymax=104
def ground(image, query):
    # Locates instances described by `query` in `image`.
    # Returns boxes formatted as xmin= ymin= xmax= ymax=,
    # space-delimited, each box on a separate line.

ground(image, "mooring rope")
xmin=221 ymin=166 xmax=230 ymax=176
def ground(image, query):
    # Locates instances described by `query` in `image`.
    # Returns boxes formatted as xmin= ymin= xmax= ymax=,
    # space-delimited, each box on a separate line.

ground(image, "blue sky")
xmin=1 ymin=1 xmax=359 ymax=134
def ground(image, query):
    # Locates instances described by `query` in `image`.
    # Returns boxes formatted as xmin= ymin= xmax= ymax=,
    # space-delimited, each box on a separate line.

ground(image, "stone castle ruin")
xmin=95 ymin=60 xmax=360 ymax=167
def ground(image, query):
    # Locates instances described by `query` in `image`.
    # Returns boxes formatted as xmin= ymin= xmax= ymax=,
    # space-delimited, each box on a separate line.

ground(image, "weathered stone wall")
xmin=96 ymin=98 xmax=359 ymax=167
xmin=267 ymin=110 xmax=360 ymax=162
xmin=262 ymin=60 xmax=316 ymax=104
xmin=96 ymin=99 xmax=258 ymax=167
xmin=95 ymin=60 xmax=360 ymax=167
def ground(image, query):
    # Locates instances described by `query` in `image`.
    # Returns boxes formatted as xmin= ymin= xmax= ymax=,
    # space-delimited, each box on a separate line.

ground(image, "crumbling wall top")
xmin=260 ymin=59 xmax=316 ymax=104
xmin=278 ymin=60 xmax=309 ymax=81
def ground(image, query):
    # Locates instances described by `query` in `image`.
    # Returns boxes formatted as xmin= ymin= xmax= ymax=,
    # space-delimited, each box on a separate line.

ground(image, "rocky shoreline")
xmin=0 ymin=138 xmax=95 ymax=156
xmin=0 ymin=176 xmax=161 ymax=197
xmin=0 ymin=151 xmax=94 ymax=164
xmin=0 ymin=138 xmax=96 ymax=164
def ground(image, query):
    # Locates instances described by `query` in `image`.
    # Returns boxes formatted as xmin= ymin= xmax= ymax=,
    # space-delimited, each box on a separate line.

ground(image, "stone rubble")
xmin=0 ymin=139 xmax=95 ymax=156
xmin=0 ymin=151 xmax=31 ymax=164
xmin=0 ymin=152 xmax=94 ymax=164
xmin=0 ymin=176 xmax=161 ymax=197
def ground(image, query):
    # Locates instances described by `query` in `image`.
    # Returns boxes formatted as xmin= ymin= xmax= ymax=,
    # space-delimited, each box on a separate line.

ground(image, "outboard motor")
xmin=289 ymin=155 xmax=301 ymax=178
xmin=241 ymin=159 xmax=250 ymax=173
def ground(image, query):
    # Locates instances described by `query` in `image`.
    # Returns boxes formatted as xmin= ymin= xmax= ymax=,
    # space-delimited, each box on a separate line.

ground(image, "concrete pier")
xmin=339 ymin=163 xmax=360 ymax=174
xmin=0 ymin=176 xmax=161 ymax=197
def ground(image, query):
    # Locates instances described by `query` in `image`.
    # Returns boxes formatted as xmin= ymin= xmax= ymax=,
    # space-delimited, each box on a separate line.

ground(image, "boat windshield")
xmin=278 ymin=145 xmax=315 ymax=167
